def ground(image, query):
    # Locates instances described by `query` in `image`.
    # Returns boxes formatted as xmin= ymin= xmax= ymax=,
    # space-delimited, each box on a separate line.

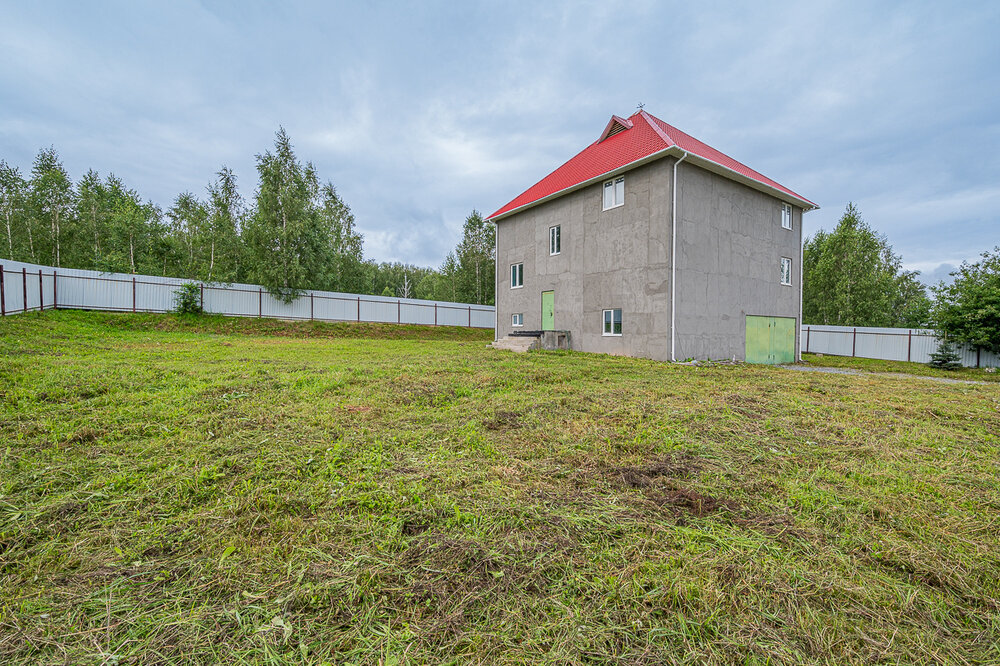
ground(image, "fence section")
xmin=0 ymin=259 xmax=495 ymax=329
xmin=801 ymin=324 xmax=996 ymax=368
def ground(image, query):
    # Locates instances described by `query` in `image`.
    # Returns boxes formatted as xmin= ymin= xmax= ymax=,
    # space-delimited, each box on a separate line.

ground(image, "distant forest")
xmin=0 ymin=128 xmax=495 ymax=305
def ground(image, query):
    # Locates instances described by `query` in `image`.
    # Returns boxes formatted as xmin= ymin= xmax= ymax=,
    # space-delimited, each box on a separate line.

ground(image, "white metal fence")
xmin=0 ymin=259 xmax=496 ymax=329
xmin=801 ymin=324 xmax=997 ymax=368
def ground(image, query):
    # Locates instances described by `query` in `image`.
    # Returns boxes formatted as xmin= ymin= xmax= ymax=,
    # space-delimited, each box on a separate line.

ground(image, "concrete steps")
xmin=492 ymin=335 xmax=539 ymax=353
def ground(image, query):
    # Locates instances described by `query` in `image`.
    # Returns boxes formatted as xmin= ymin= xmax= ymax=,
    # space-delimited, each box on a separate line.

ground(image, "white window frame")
xmin=780 ymin=257 xmax=792 ymax=286
xmin=549 ymin=225 xmax=561 ymax=255
xmin=602 ymin=308 xmax=623 ymax=336
xmin=602 ymin=176 xmax=625 ymax=211
xmin=510 ymin=263 xmax=523 ymax=289
xmin=511 ymin=313 xmax=523 ymax=327
xmin=781 ymin=203 xmax=792 ymax=230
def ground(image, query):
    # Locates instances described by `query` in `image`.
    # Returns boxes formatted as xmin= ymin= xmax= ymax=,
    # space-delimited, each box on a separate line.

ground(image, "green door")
xmin=541 ymin=291 xmax=554 ymax=331
xmin=745 ymin=315 xmax=796 ymax=364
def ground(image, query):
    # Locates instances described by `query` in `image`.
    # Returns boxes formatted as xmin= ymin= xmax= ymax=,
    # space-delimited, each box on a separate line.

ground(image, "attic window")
xmin=605 ymin=122 xmax=628 ymax=139
xmin=599 ymin=115 xmax=633 ymax=142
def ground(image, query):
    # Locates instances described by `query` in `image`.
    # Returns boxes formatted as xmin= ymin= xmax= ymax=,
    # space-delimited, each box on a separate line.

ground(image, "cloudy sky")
xmin=2 ymin=1 xmax=997 ymax=283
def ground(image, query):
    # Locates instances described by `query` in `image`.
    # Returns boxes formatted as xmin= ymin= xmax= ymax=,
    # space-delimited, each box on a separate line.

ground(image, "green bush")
xmin=174 ymin=282 xmax=203 ymax=315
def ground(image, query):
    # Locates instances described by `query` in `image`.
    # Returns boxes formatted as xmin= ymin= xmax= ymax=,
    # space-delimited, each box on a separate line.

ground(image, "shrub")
xmin=928 ymin=337 xmax=962 ymax=371
xmin=174 ymin=282 xmax=203 ymax=315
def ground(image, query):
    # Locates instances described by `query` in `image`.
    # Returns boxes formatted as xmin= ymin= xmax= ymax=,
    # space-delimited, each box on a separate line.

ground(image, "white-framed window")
xmin=602 ymin=308 xmax=623 ymax=336
xmin=549 ymin=225 xmax=561 ymax=255
xmin=510 ymin=263 xmax=523 ymax=288
xmin=511 ymin=313 xmax=523 ymax=327
xmin=780 ymin=257 xmax=792 ymax=286
xmin=781 ymin=203 xmax=792 ymax=230
xmin=603 ymin=176 xmax=625 ymax=210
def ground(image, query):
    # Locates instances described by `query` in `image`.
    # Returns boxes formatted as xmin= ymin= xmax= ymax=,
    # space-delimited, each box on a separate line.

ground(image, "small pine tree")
xmin=928 ymin=337 xmax=962 ymax=370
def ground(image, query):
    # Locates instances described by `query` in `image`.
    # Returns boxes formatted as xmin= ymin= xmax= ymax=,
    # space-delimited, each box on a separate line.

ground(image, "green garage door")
xmin=745 ymin=316 xmax=796 ymax=364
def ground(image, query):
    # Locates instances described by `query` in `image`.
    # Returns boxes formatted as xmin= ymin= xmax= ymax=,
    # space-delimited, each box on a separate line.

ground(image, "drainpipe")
xmin=797 ymin=206 xmax=804 ymax=361
xmin=670 ymin=151 xmax=688 ymax=362
xmin=493 ymin=221 xmax=499 ymax=342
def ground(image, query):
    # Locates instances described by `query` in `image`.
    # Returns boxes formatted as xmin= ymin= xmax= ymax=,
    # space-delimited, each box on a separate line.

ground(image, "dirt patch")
xmin=652 ymin=488 xmax=740 ymax=517
xmin=401 ymin=520 xmax=433 ymax=536
xmin=612 ymin=453 xmax=701 ymax=487
xmin=65 ymin=427 xmax=104 ymax=444
xmin=482 ymin=410 xmax=521 ymax=431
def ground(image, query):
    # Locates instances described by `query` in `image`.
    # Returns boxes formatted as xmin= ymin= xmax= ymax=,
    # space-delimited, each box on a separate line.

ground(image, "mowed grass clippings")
xmin=0 ymin=311 xmax=998 ymax=665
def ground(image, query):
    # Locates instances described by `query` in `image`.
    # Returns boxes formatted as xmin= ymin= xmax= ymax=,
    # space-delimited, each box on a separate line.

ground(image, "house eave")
xmin=487 ymin=147 xmax=818 ymax=223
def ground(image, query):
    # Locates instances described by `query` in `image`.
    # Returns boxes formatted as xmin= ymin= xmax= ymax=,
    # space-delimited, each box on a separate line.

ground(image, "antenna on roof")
xmin=636 ymin=102 xmax=645 ymax=111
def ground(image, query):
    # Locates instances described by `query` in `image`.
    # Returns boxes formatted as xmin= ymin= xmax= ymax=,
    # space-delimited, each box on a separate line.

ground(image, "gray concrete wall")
xmin=494 ymin=156 xmax=803 ymax=362
xmin=495 ymin=159 xmax=673 ymax=360
xmin=673 ymin=161 xmax=802 ymax=360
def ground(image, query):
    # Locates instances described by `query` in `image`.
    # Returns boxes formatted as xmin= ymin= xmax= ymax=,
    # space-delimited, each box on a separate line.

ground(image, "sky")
xmin=1 ymin=1 xmax=997 ymax=284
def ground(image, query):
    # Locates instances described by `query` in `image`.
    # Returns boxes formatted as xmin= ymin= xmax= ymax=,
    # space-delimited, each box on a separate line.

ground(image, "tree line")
xmin=0 ymin=129 xmax=495 ymax=305
xmin=803 ymin=202 xmax=999 ymax=355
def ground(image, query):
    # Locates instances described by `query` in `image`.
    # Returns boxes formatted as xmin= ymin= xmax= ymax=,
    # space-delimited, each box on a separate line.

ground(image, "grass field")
xmin=1 ymin=311 xmax=998 ymax=664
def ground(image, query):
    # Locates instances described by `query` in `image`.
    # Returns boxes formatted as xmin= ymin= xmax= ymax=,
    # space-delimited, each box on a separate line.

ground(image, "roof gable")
xmin=598 ymin=115 xmax=633 ymax=142
xmin=487 ymin=110 xmax=815 ymax=220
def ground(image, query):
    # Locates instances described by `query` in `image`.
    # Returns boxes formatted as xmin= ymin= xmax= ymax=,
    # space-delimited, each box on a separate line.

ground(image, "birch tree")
xmin=0 ymin=161 xmax=28 ymax=260
xmin=30 ymin=148 xmax=75 ymax=267
xmin=244 ymin=128 xmax=330 ymax=301
xmin=76 ymin=170 xmax=106 ymax=266
xmin=205 ymin=167 xmax=243 ymax=282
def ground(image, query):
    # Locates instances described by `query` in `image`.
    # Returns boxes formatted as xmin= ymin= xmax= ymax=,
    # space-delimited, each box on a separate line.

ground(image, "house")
xmin=487 ymin=110 xmax=817 ymax=363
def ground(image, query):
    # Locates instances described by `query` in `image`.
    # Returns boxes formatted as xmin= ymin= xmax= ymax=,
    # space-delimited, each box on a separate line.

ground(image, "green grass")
xmin=2 ymin=311 xmax=999 ymax=665
xmin=802 ymin=352 xmax=1000 ymax=382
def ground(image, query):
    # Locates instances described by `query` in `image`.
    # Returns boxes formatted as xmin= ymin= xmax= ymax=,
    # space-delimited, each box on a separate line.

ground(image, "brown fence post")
xmin=397 ymin=299 xmax=401 ymax=323
xmin=434 ymin=303 xmax=438 ymax=326
xmin=977 ymin=347 xmax=981 ymax=368
xmin=310 ymin=292 xmax=314 ymax=321
xmin=258 ymin=288 xmax=262 ymax=318
xmin=38 ymin=270 xmax=43 ymax=311
xmin=0 ymin=266 xmax=5 ymax=316
xmin=805 ymin=326 xmax=810 ymax=353
xmin=852 ymin=327 xmax=857 ymax=357
xmin=22 ymin=267 xmax=27 ymax=313
xmin=200 ymin=283 xmax=204 ymax=311
xmin=357 ymin=296 xmax=361 ymax=322
xmin=907 ymin=330 xmax=912 ymax=362
xmin=132 ymin=277 xmax=136 ymax=312
xmin=468 ymin=306 xmax=472 ymax=327
xmin=53 ymin=271 xmax=57 ymax=309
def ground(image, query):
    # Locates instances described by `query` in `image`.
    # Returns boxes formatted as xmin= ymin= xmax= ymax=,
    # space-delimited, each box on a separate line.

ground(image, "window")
xmin=602 ymin=308 xmax=623 ymax=336
xmin=549 ymin=225 xmax=561 ymax=255
xmin=781 ymin=203 xmax=792 ymax=230
xmin=780 ymin=257 xmax=792 ymax=286
xmin=510 ymin=263 xmax=523 ymax=288
xmin=603 ymin=176 xmax=625 ymax=210
xmin=512 ymin=313 xmax=523 ymax=327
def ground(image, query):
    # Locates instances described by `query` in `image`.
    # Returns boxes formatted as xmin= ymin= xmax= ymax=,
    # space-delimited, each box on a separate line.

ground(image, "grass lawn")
xmin=1 ymin=311 xmax=998 ymax=664
xmin=802 ymin=352 xmax=1000 ymax=382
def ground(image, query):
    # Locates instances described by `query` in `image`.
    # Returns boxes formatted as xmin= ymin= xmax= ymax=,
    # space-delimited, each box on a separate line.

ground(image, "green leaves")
xmin=932 ymin=247 xmax=1000 ymax=353
xmin=803 ymin=203 xmax=932 ymax=327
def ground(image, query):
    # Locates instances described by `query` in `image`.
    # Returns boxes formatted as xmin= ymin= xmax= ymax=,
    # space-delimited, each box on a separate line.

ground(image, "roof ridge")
xmin=638 ymin=110 xmax=675 ymax=147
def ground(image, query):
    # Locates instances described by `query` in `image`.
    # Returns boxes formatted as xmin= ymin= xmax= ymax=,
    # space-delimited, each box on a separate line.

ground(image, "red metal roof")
xmin=488 ymin=110 xmax=815 ymax=220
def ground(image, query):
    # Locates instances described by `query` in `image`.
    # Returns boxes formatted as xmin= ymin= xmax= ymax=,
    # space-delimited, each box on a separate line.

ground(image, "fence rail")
xmin=0 ymin=260 xmax=496 ymax=329
xmin=801 ymin=324 xmax=996 ymax=369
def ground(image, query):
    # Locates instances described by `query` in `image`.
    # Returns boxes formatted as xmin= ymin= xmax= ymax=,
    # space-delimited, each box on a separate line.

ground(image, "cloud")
xmin=1 ymin=0 xmax=997 ymax=270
